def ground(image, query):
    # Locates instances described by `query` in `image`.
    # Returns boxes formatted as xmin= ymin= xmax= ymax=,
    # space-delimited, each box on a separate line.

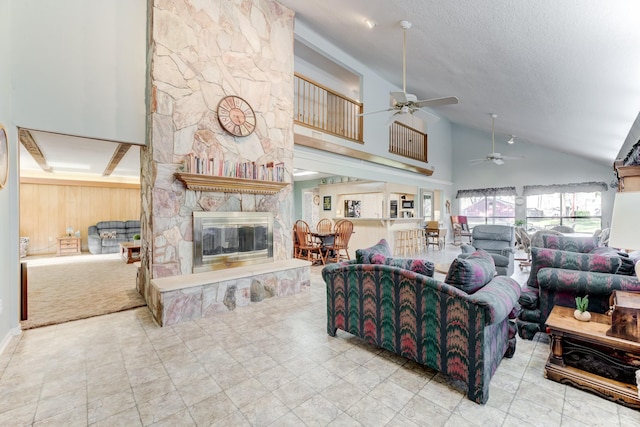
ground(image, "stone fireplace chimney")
xmin=138 ymin=0 xmax=295 ymax=304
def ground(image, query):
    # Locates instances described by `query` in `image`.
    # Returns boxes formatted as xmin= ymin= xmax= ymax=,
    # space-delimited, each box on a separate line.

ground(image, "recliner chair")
xmin=458 ymin=224 xmax=516 ymax=276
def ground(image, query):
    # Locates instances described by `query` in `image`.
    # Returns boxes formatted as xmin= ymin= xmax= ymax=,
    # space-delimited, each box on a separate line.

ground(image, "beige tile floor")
xmin=1 ymin=244 xmax=639 ymax=426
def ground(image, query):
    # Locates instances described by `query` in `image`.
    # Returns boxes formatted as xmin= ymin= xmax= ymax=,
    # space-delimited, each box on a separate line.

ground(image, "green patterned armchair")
xmin=516 ymin=235 xmax=640 ymax=340
xmin=322 ymin=259 xmax=521 ymax=404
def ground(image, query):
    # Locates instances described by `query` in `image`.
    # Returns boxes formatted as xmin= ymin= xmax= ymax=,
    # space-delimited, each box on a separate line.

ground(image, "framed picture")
xmin=344 ymin=200 xmax=361 ymax=218
xmin=323 ymin=196 xmax=331 ymax=211
xmin=0 ymin=125 xmax=7 ymax=190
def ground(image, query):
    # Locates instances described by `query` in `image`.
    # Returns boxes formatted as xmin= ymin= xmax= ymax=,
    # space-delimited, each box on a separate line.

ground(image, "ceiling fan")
xmin=469 ymin=114 xmax=524 ymax=165
xmin=359 ymin=20 xmax=459 ymax=120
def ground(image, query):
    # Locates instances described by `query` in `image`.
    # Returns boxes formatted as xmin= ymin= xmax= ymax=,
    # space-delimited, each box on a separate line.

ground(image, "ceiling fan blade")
xmin=414 ymin=96 xmax=459 ymax=108
xmin=357 ymin=107 xmax=395 ymax=117
xmin=501 ymin=155 xmax=525 ymax=160
xmin=468 ymin=158 xmax=488 ymax=164
xmin=390 ymin=91 xmax=408 ymax=104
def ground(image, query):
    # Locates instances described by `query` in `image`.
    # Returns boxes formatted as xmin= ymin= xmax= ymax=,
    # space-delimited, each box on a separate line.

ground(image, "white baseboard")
xmin=0 ymin=327 xmax=22 ymax=356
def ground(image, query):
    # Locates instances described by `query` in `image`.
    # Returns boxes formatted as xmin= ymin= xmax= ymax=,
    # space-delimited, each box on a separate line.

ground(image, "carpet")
xmin=20 ymin=253 xmax=146 ymax=330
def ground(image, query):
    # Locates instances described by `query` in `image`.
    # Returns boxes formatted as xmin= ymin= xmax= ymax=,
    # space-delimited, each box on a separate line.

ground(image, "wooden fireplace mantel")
xmin=174 ymin=173 xmax=288 ymax=194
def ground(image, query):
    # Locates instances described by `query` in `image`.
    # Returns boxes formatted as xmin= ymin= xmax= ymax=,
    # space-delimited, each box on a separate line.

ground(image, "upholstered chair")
xmin=458 ymin=224 xmax=516 ymax=276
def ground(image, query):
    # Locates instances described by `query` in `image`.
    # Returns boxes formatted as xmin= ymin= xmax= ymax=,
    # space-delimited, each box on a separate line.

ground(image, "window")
xmin=456 ymin=187 xmax=517 ymax=228
xmin=459 ymin=195 xmax=515 ymax=228
xmin=525 ymin=191 xmax=601 ymax=233
xmin=422 ymin=191 xmax=433 ymax=222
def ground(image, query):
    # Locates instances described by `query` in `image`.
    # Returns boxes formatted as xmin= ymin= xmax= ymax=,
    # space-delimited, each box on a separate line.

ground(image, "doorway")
xmin=18 ymin=128 xmax=144 ymax=328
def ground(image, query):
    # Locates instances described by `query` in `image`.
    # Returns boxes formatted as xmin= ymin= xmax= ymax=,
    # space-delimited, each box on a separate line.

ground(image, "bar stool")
xmin=413 ymin=228 xmax=426 ymax=256
xmin=394 ymin=229 xmax=411 ymax=256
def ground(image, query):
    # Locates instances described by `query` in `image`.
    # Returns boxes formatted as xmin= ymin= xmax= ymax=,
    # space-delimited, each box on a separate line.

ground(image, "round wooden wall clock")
xmin=217 ymin=95 xmax=256 ymax=137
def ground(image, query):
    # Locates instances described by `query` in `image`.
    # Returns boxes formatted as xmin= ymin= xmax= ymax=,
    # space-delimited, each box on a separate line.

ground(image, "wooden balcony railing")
xmin=389 ymin=121 xmax=428 ymax=162
xmin=294 ymin=72 xmax=363 ymax=143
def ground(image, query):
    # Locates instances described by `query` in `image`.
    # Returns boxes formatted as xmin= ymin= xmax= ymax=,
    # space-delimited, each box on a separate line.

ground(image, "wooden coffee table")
xmin=544 ymin=305 xmax=640 ymax=409
xmin=119 ymin=242 xmax=141 ymax=264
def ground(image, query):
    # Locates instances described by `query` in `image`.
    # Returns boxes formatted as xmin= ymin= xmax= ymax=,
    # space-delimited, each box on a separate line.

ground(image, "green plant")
xmin=575 ymin=295 xmax=589 ymax=312
xmin=133 ymin=233 xmax=141 ymax=240
xmin=514 ymin=219 xmax=525 ymax=227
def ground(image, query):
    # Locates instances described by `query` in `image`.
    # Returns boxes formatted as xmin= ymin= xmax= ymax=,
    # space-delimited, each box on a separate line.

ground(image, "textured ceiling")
xmin=19 ymin=2 xmax=640 ymax=180
xmin=279 ymin=0 xmax=640 ymax=166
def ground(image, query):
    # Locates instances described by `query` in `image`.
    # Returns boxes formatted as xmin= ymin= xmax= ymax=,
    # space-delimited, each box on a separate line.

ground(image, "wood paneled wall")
xmin=19 ymin=178 xmax=141 ymax=255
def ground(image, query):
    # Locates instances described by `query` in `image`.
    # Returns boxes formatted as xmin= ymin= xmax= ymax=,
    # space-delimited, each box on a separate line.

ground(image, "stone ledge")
xmin=148 ymin=259 xmax=312 ymax=326
xmin=151 ymin=259 xmax=311 ymax=292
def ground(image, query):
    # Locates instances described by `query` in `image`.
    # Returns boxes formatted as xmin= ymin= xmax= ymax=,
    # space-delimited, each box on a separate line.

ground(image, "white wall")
xmin=293 ymin=20 xmax=454 ymax=184
xmin=294 ymin=56 xmax=358 ymax=102
xmin=1 ymin=0 xmax=146 ymax=353
xmin=452 ymin=124 xmax=617 ymax=226
xmin=11 ymin=0 xmax=146 ymax=143
xmin=0 ymin=0 xmax=21 ymax=352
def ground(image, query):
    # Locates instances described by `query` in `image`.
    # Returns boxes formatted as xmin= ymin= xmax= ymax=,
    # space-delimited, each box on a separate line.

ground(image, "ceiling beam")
xmin=103 ymin=143 xmax=131 ymax=176
xmin=19 ymin=128 xmax=52 ymax=172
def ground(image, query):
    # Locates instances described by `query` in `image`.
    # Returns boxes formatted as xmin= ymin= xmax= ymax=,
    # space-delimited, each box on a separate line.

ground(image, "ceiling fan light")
xmin=507 ymin=136 xmax=515 ymax=144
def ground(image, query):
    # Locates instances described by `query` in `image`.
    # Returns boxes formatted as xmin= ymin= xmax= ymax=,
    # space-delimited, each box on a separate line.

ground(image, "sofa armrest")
xmin=500 ymin=247 xmax=515 ymax=256
xmin=88 ymin=225 xmax=98 ymax=236
xmin=87 ymin=234 xmax=102 ymax=255
xmin=468 ymin=276 xmax=521 ymax=325
xmin=460 ymin=244 xmax=476 ymax=254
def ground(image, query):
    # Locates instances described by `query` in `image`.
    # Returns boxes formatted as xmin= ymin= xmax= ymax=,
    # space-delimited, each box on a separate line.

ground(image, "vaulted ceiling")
xmin=280 ymin=0 xmax=640 ymax=166
xmin=18 ymin=1 xmax=640 ymax=181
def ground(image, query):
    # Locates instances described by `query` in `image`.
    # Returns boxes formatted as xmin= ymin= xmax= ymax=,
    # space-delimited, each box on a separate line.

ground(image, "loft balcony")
xmin=294 ymin=72 xmax=428 ymax=165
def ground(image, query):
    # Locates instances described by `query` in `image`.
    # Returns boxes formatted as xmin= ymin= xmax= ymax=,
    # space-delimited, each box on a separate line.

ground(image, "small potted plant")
xmin=574 ymin=295 xmax=591 ymax=322
xmin=133 ymin=233 xmax=141 ymax=243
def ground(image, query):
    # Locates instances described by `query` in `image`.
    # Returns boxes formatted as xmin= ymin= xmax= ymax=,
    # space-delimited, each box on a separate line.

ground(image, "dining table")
xmin=311 ymin=231 xmax=336 ymax=246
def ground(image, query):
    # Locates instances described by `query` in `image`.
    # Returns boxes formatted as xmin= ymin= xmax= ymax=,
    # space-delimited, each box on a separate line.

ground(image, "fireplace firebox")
xmin=193 ymin=212 xmax=273 ymax=272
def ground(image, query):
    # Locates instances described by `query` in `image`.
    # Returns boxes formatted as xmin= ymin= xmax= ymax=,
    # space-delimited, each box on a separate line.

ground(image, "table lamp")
xmin=608 ymin=191 xmax=640 ymax=280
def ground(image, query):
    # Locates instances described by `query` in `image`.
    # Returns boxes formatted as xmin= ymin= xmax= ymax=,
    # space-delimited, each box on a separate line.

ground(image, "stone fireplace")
xmin=193 ymin=211 xmax=273 ymax=272
xmin=139 ymin=0 xmax=308 ymax=326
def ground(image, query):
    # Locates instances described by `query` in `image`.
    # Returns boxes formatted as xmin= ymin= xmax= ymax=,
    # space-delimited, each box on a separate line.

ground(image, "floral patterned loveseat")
xmin=322 ymin=239 xmax=521 ymax=404
xmin=516 ymin=235 xmax=640 ymax=340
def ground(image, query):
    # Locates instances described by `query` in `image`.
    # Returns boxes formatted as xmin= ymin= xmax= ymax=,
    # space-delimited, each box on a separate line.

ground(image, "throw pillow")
xmin=369 ymin=254 xmax=435 ymax=277
xmin=355 ymin=239 xmax=392 ymax=264
xmin=445 ymin=249 xmax=496 ymax=294
xmin=542 ymin=235 xmax=599 ymax=253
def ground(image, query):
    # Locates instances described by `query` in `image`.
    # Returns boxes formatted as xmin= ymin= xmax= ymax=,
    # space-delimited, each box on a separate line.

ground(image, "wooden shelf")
xmin=174 ymin=173 xmax=288 ymax=194
xmin=614 ymin=163 xmax=640 ymax=192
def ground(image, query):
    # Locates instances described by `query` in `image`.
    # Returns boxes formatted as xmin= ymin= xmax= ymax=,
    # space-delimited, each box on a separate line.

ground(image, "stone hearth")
xmin=149 ymin=259 xmax=310 ymax=326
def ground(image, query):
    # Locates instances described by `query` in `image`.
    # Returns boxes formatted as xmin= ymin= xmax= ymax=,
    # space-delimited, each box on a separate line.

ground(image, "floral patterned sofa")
xmin=322 ymin=239 xmax=521 ymax=404
xmin=516 ymin=235 xmax=640 ymax=340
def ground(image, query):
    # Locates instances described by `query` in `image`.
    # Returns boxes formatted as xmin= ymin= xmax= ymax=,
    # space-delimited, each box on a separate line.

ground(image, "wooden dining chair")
xmin=426 ymin=220 xmax=443 ymax=250
xmin=316 ymin=218 xmax=333 ymax=233
xmin=323 ymin=219 xmax=354 ymax=263
xmin=294 ymin=220 xmax=325 ymax=265
xmin=292 ymin=224 xmax=300 ymax=258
